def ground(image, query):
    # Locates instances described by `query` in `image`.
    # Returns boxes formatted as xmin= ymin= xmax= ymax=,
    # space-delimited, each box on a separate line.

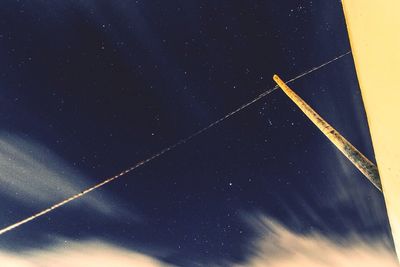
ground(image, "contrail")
xmin=0 ymin=51 xmax=351 ymax=236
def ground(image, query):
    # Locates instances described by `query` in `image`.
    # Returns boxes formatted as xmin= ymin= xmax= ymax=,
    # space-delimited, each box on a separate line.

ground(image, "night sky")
xmin=0 ymin=1 xmax=396 ymax=266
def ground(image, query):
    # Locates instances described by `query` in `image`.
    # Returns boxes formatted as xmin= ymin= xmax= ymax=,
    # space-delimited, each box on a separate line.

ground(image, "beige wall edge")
xmin=342 ymin=0 xmax=400 ymax=260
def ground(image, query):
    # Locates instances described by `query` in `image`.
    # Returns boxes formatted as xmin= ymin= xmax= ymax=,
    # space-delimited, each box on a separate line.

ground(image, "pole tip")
xmin=273 ymin=74 xmax=281 ymax=83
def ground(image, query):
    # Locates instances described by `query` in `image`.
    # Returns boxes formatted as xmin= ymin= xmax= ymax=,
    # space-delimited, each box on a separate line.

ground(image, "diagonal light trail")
xmin=0 ymin=51 xmax=351 ymax=236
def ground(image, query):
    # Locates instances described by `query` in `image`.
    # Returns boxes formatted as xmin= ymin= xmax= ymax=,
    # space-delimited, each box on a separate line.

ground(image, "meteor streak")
xmin=273 ymin=74 xmax=382 ymax=191
xmin=0 ymin=51 xmax=350 ymax=236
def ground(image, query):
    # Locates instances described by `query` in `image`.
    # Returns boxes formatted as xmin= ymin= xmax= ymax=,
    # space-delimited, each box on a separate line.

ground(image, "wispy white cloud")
xmin=0 ymin=133 xmax=134 ymax=219
xmin=316 ymin=145 xmax=388 ymax=232
xmin=1 ymin=216 xmax=396 ymax=267
xmin=232 ymin=214 xmax=398 ymax=267
xmin=0 ymin=239 xmax=175 ymax=267
xmin=229 ymin=144 xmax=396 ymax=267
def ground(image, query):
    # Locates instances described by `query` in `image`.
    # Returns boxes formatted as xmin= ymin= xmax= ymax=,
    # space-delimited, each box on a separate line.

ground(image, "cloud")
xmin=0 ymin=133 xmax=134 ymax=219
xmin=232 ymin=215 xmax=398 ymax=267
xmin=1 ymin=216 xmax=396 ymax=267
xmin=0 ymin=215 xmax=397 ymax=267
xmin=0 ymin=239 xmax=175 ymax=267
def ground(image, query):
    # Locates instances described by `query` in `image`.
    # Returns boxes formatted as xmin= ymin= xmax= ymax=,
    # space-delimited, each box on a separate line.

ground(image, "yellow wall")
xmin=342 ymin=0 xmax=400 ymax=259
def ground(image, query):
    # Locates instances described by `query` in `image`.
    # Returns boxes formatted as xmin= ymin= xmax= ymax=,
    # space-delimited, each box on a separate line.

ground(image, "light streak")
xmin=0 ymin=51 xmax=351 ymax=236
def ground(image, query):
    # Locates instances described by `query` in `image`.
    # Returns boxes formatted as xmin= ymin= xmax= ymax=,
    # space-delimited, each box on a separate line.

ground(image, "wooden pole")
xmin=273 ymin=74 xmax=382 ymax=191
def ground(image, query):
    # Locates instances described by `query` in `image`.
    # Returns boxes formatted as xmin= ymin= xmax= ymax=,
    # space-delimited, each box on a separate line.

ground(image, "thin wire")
xmin=0 ymin=50 xmax=351 ymax=236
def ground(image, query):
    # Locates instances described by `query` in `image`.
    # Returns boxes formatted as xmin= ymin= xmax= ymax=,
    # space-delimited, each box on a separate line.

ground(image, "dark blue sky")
xmin=0 ymin=1 xmax=395 ymax=266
